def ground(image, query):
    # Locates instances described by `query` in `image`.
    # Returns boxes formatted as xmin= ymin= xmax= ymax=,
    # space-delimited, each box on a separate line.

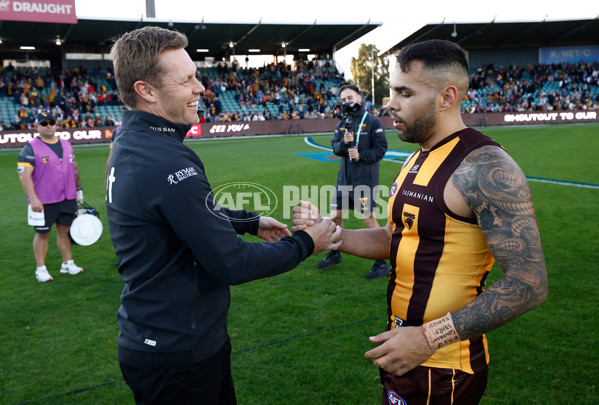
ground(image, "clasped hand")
xmin=291 ymin=201 xmax=342 ymax=254
xmin=257 ymin=216 xmax=291 ymax=242
xmin=291 ymin=200 xmax=323 ymax=232
xmin=259 ymin=208 xmax=341 ymax=254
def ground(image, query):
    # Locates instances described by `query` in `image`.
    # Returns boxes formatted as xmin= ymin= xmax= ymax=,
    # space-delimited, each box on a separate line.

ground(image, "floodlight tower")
xmin=146 ymin=0 xmax=156 ymax=18
xmin=371 ymin=47 xmax=375 ymax=107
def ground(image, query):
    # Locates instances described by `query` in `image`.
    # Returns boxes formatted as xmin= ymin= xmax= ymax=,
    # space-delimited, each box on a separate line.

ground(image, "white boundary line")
xmin=303 ymin=137 xmax=599 ymax=189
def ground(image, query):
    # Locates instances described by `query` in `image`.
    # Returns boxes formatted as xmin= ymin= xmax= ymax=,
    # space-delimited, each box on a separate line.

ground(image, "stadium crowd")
xmin=0 ymin=63 xmax=122 ymax=131
xmin=198 ymin=58 xmax=350 ymax=122
xmin=465 ymin=61 xmax=599 ymax=113
xmin=0 ymin=58 xmax=598 ymax=130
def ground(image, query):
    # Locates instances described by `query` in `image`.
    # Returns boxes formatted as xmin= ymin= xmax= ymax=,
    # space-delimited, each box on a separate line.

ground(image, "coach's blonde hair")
xmin=110 ymin=26 xmax=188 ymax=108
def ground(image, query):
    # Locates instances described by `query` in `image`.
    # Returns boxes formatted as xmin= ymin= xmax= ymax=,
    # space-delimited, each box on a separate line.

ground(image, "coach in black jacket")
xmin=319 ymin=84 xmax=390 ymax=279
xmin=107 ymin=27 xmax=340 ymax=405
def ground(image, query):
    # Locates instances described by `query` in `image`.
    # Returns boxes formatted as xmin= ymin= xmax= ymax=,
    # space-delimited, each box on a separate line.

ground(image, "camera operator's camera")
xmin=333 ymin=102 xmax=361 ymax=121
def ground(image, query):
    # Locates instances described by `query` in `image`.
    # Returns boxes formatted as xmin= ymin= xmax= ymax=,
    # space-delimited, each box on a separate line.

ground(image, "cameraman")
xmin=320 ymin=84 xmax=390 ymax=279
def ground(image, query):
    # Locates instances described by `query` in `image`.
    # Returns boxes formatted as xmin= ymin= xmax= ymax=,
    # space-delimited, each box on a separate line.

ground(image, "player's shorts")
xmin=33 ymin=199 xmax=78 ymax=234
xmin=380 ymin=365 xmax=488 ymax=405
xmin=331 ymin=185 xmax=378 ymax=214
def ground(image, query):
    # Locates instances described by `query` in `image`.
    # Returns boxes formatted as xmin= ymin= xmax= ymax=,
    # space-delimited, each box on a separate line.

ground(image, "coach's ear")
xmin=133 ymin=80 xmax=157 ymax=104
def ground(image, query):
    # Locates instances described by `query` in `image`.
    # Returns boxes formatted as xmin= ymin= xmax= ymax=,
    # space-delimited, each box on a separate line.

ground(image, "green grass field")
xmin=1 ymin=123 xmax=598 ymax=404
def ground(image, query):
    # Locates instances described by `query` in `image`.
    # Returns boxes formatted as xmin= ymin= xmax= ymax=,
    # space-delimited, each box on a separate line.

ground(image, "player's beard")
xmin=397 ymin=99 xmax=437 ymax=144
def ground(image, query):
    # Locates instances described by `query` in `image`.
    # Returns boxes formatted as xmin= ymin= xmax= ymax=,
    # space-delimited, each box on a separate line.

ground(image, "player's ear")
xmin=134 ymin=80 xmax=157 ymax=104
xmin=440 ymin=85 xmax=459 ymax=111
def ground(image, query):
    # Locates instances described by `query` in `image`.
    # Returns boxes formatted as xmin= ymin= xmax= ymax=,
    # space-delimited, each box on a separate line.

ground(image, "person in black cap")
xmin=17 ymin=112 xmax=85 ymax=282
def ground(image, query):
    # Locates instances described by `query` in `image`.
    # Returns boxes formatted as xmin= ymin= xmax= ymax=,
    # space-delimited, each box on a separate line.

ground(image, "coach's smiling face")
xmin=137 ymin=47 xmax=205 ymax=126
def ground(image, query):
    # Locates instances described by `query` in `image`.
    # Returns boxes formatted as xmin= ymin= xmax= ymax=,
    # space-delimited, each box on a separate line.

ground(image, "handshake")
xmin=257 ymin=201 xmax=342 ymax=255
xmin=292 ymin=200 xmax=342 ymax=254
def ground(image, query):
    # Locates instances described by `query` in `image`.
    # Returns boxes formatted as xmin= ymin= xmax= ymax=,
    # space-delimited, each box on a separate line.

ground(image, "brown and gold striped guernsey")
xmin=387 ymin=128 xmax=500 ymax=373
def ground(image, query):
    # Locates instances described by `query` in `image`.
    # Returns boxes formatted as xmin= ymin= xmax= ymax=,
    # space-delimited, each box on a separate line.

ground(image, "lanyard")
xmin=354 ymin=111 xmax=368 ymax=145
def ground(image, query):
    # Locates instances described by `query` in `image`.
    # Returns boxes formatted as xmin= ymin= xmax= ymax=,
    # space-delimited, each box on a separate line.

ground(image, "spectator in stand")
xmin=92 ymin=64 xmax=102 ymax=77
xmin=214 ymin=96 xmax=222 ymax=115
xmin=16 ymin=106 xmax=30 ymax=125
xmin=0 ymin=76 xmax=8 ymax=97
xmin=104 ymin=113 xmax=115 ymax=126
xmin=29 ymin=87 xmax=41 ymax=106
xmin=34 ymin=74 xmax=44 ymax=91
xmin=61 ymin=115 xmax=77 ymax=128
xmin=20 ymin=92 xmax=29 ymax=107
xmin=94 ymin=114 xmax=104 ymax=127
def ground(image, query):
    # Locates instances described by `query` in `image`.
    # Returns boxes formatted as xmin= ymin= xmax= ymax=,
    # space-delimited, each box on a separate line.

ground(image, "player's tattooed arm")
xmin=449 ymin=145 xmax=548 ymax=340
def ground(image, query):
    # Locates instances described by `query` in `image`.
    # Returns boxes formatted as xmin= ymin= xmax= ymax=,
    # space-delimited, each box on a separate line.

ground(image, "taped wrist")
xmin=421 ymin=312 xmax=460 ymax=351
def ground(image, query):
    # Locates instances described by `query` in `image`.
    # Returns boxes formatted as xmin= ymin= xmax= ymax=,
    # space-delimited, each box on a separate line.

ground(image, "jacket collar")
xmin=121 ymin=110 xmax=191 ymax=142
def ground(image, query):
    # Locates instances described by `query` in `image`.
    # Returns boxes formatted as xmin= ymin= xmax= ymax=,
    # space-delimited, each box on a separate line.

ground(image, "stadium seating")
xmin=464 ymin=61 xmax=599 ymax=114
xmin=1 ymin=60 xmax=597 ymax=129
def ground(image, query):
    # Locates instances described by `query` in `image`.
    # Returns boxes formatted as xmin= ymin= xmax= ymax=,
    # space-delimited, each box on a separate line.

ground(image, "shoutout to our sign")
xmin=503 ymin=111 xmax=598 ymax=123
xmin=0 ymin=0 xmax=77 ymax=24
xmin=0 ymin=128 xmax=111 ymax=148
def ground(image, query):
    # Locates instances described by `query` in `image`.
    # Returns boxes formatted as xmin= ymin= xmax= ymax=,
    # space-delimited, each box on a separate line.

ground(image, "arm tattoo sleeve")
xmin=450 ymin=146 xmax=548 ymax=340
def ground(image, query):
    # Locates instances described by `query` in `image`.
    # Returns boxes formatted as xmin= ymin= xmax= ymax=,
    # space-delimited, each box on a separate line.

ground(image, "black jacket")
xmin=106 ymin=110 xmax=314 ymax=366
xmin=331 ymin=106 xmax=387 ymax=189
